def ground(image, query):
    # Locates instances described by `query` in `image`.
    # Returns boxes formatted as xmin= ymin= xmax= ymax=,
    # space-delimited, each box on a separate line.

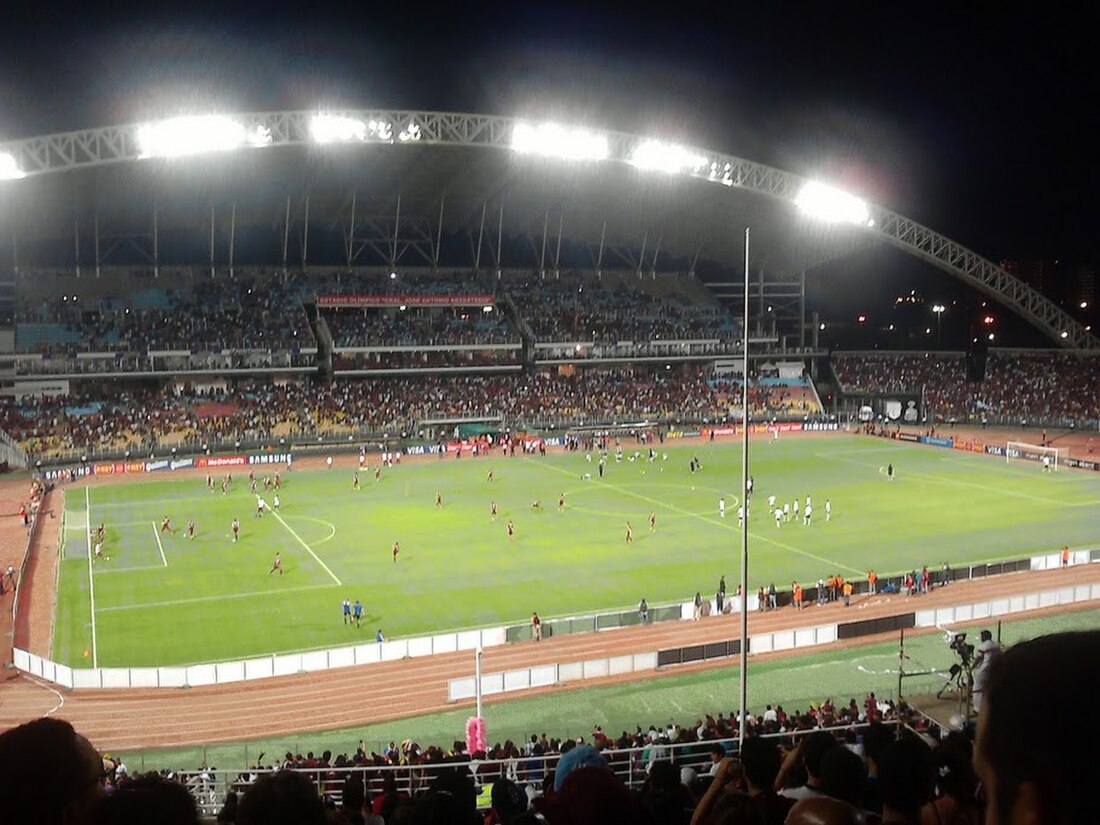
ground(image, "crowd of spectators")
xmin=510 ymin=277 xmax=737 ymax=344
xmin=16 ymin=273 xmax=314 ymax=354
xmin=324 ymin=308 xmax=516 ymax=348
xmin=3 ymin=370 xmax=801 ymax=459
xmin=4 ymin=630 xmax=1097 ymax=824
xmin=833 ymin=351 xmax=1100 ymax=423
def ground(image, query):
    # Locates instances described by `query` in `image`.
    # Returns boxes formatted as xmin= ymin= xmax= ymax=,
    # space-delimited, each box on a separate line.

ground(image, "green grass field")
xmin=54 ymin=437 xmax=1100 ymax=667
xmin=115 ymin=606 xmax=1100 ymax=769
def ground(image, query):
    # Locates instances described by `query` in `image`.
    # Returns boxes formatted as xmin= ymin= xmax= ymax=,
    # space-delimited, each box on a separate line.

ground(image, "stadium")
xmin=1 ymin=91 xmax=1099 ymax=825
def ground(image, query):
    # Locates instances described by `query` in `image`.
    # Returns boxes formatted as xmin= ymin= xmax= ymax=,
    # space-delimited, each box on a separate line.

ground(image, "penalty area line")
xmin=151 ymin=523 xmax=168 ymax=567
xmin=271 ymin=510 xmax=342 ymax=585
xmin=96 ymin=583 xmax=333 ymax=613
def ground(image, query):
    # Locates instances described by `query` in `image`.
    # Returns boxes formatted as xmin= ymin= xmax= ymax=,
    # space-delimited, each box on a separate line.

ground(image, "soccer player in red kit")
xmin=187 ymin=520 xmax=196 ymax=540
xmin=231 ymin=518 xmax=240 ymax=543
xmin=392 ymin=541 xmax=400 ymax=564
xmin=269 ymin=553 xmax=283 ymax=575
xmin=161 ymin=516 xmax=173 ymax=533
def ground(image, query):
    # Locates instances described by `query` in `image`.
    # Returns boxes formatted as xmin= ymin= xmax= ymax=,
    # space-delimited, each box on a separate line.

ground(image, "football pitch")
xmin=53 ymin=436 xmax=1100 ymax=667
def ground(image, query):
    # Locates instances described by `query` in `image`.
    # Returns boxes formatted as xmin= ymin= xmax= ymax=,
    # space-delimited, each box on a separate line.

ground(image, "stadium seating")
xmin=0 ymin=371 xmax=826 ymax=461
xmin=833 ymin=351 xmax=1100 ymax=424
xmin=14 ymin=271 xmax=314 ymax=354
xmin=506 ymin=272 xmax=739 ymax=344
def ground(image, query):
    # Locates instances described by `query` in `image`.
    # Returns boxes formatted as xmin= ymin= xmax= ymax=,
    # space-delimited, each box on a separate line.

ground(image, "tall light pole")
xmin=739 ymin=227 xmax=750 ymax=750
xmin=932 ymin=304 xmax=946 ymax=346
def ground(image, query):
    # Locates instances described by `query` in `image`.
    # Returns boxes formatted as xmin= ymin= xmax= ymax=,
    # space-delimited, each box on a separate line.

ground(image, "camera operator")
xmin=971 ymin=629 xmax=1001 ymax=713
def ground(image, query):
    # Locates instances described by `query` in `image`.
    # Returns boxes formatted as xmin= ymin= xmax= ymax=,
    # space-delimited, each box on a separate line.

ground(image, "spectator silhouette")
xmin=975 ymin=630 xmax=1100 ymax=825
xmin=0 ymin=717 xmax=105 ymax=825
xmin=237 ymin=770 xmax=327 ymax=825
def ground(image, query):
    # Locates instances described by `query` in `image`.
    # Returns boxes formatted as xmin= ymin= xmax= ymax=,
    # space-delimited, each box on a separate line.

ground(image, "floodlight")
xmin=311 ymin=114 xmax=367 ymax=144
xmin=482 ymin=305 xmax=493 ymax=313
xmin=136 ymin=115 xmax=256 ymax=158
xmin=1060 ymin=331 xmax=1069 ymax=338
xmin=932 ymin=304 xmax=946 ymax=314
xmin=1081 ymin=301 xmax=1089 ymax=309
xmin=0 ymin=151 xmax=25 ymax=180
xmin=628 ymin=139 xmax=706 ymax=173
xmin=794 ymin=181 xmax=871 ymax=225
xmin=511 ymin=122 xmax=609 ymax=161
xmin=398 ymin=123 xmax=422 ymax=142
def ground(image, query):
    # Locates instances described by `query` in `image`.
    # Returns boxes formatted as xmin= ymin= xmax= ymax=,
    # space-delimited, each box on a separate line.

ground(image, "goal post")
xmin=1006 ymin=441 xmax=1067 ymax=470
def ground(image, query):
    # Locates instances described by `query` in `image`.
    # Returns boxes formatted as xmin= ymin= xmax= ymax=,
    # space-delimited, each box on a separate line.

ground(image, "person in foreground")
xmin=974 ymin=630 xmax=1100 ymax=825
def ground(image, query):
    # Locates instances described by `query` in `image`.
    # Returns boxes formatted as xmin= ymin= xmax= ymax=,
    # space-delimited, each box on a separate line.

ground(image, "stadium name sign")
xmin=316 ymin=294 xmax=495 ymax=308
xmin=701 ymin=422 xmax=839 ymax=438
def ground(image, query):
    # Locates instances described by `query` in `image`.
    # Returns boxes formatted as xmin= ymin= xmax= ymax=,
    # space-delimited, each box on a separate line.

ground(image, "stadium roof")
xmin=0 ymin=110 xmax=1095 ymax=350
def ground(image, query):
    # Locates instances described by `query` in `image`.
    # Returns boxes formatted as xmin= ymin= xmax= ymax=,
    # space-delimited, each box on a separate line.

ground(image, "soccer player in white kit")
xmin=737 ymin=506 xmax=744 ymax=527
xmin=256 ymin=497 xmax=267 ymax=518
xmin=803 ymin=503 xmax=812 ymax=525
xmin=825 ymin=499 xmax=831 ymax=521
xmin=793 ymin=499 xmax=800 ymax=520
xmin=273 ymin=494 xmax=281 ymax=511
xmin=1042 ymin=455 xmax=1052 ymax=473
xmin=326 ymin=456 xmax=333 ymax=470
xmin=768 ymin=494 xmax=776 ymax=509
xmin=783 ymin=502 xmax=790 ymax=522
xmin=774 ymin=507 xmax=783 ymax=528
xmin=719 ymin=497 xmax=726 ymax=518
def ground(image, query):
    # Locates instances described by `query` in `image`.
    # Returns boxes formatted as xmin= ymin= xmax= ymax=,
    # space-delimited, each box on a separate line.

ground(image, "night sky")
xmin=1 ymin=3 xmax=1096 ymax=345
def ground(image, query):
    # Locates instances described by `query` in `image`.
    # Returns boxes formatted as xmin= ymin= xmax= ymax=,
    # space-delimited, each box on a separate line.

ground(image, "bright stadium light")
xmin=398 ymin=123 xmax=422 ymax=142
xmin=511 ymin=122 xmax=609 ymax=161
xmin=628 ymin=139 xmax=706 ymax=174
xmin=136 ymin=115 xmax=267 ymax=158
xmin=795 ymin=181 xmax=872 ymax=226
xmin=311 ymin=114 xmax=367 ymax=143
xmin=0 ymin=151 xmax=25 ymax=180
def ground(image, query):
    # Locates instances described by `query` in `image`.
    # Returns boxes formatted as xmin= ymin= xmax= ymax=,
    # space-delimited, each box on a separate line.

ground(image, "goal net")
xmin=1006 ymin=441 xmax=1067 ymax=470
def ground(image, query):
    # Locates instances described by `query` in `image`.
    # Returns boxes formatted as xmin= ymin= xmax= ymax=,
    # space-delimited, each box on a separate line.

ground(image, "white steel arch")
xmin=0 ymin=109 xmax=1094 ymax=349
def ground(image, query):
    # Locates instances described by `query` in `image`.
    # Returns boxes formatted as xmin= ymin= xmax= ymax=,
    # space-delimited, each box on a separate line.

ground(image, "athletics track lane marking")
xmin=524 ymin=457 xmax=864 ymax=575
xmin=85 ymin=487 xmax=99 ymax=667
xmin=271 ymin=510 xmax=342 ymax=585
xmin=151 ymin=522 xmax=168 ymax=567
xmin=95 ymin=583 xmax=334 ymax=613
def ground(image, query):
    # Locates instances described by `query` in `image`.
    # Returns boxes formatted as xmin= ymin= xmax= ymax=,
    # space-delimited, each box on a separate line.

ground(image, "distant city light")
xmin=136 ymin=115 xmax=271 ymax=158
xmin=819 ymin=323 xmax=826 ymax=331
xmin=1081 ymin=301 xmax=1089 ymax=309
xmin=628 ymin=139 xmax=706 ymax=173
xmin=982 ymin=315 xmax=995 ymax=325
xmin=794 ymin=181 xmax=871 ymax=225
xmin=925 ymin=328 xmax=932 ymax=334
xmin=0 ymin=152 xmax=25 ymax=180
xmin=931 ymin=304 xmax=946 ymax=314
xmin=482 ymin=305 xmax=493 ymax=313
xmin=311 ymin=114 xmax=367 ymax=143
xmin=512 ymin=122 xmax=609 ymax=161
xmin=1060 ymin=331 xmax=1069 ymax=338
xmin=888 ymin=324 xmax=895 ymax=331
xmin=389 ymin=272 xmax=397 ymax=280
xmin=857 ymin=314 xmax=867 ymax=323
xmin=988 ymin=333 xmax=995 ymax=341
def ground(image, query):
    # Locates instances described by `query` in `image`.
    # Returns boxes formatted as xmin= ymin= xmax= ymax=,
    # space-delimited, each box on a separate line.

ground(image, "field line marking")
xmin=85 ymin=487 xmax=98 ymax=668
xmin=96 ymin=583 xmax=333 ymax=613
xmin=816 ymin=452 xmax=1066 ymax=505
xmin=271 ymin=510 xmax=342 ymax=585
xmin=95 ymin=564 xmax=168 ymax=575
xmin=525 ymin=458 xmax=863 ymax=575
xmin=151 ymin=523 xmax=168 ymax=567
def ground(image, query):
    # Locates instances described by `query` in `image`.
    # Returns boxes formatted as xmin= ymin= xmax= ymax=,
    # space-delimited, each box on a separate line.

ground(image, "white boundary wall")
xmin=13 ymin=626 xmax=506 ymax=690
xmin=12 ymin=556 xmax=1099 ymax=691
